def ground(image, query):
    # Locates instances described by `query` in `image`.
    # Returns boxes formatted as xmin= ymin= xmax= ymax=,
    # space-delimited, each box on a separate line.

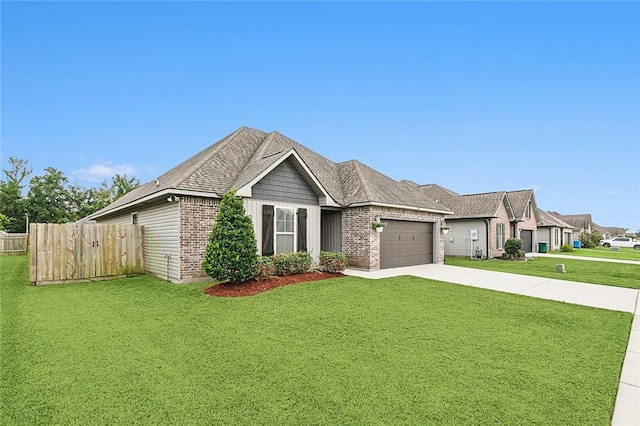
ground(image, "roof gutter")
xmin=347 ymin=201 xmax=454 ymax=215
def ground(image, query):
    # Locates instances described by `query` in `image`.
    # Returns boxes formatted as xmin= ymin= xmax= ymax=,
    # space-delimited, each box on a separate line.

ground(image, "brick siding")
xmin=179 ymin=196 xmax=219 ymax=281
xmin=490 ymin=203 xmax=512 ymax=258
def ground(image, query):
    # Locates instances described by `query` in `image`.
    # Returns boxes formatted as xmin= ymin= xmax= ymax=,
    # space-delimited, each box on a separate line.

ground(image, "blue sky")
xmin=2 ymin=1 xmax=639 ymax=230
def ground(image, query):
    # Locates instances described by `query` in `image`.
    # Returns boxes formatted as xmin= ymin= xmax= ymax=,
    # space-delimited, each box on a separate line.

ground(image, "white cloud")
xmin=604 ymin=190 xmax=615 ymax=195
xmin=72 ymin=163 xmax=137 ymax=183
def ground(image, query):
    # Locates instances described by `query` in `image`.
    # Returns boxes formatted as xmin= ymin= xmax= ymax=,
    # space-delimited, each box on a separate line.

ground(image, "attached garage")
xmin=380 ymin=220 xmax=434 ymax=268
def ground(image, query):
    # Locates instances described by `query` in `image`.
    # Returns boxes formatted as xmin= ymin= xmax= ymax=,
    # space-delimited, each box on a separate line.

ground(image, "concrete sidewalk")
xmin=343 ymin=264 xmax=639 ymax=425
xmin=536 ymin=252 xmax=640 ymax=265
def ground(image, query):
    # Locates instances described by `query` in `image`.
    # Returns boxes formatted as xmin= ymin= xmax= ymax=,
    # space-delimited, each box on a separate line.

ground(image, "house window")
xmin=525 ymin=202 xmax=531 ymax=220
xmin=275 ymin=207 xmax=295 ymax=254
xmin=496 ymin=223 xmax=504 ymax=250
xmin=132 ymin=212 xmax=138 ymax=225
xmin=554 ymin=229 xmax=560 ymax=246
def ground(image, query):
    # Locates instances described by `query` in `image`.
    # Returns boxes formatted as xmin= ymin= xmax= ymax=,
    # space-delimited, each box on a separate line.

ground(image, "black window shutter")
xmin=262 ymin=205 xmax=274 ymax=256
xmin=297 ymin=208 xmax=307 ymax=252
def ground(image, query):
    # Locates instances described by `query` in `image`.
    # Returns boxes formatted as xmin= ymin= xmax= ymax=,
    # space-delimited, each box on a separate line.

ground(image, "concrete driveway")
xmin=344 ymin=263 xmax=640 ymax=425
xmin=344 ymin=263 xmax=637 ymax=313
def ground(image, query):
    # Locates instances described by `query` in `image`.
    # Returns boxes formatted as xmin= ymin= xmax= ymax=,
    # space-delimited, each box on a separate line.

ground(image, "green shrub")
xmin=560 ymin=244 xmax=574 ymax=252
xmin=255 ymin=256 xmax=275 ymax=281
xmin=504 ymin=238 xmax=524 ymax=259
xmin=202 ymin=188 xmax=258 ymax=283
xmin=319 ymin=251 xmax=348 ymax=273
xmin=579 ymin=231 xmax=602 ymax=249
xmin=272 ymin=252 xmax=313 ymax=276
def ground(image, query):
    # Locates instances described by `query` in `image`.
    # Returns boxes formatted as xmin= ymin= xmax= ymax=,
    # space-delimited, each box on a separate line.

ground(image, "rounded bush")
xmin=319 ymin=251 xmax=348 ymax=273
xmin=504 ymin=238 xmax=523 ymax=259
xmin=272 ymin=252 xmax=312 ymax=276
xmin=255 ymin=256 xmax=275 ymax=281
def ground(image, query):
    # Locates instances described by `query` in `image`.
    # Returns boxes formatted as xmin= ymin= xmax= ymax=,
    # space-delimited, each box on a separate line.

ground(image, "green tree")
xmin=68 ymin=185 xmax=104 ymax=220
xmin=0 ymin=213 xmax=12 ymax=231
xmin=70 ymin=174 xmax=140 ymax=219
xmin=578 ymin=231 xmax=602 ymax=249
xmin=110 ymin=174 xmax=140 ymax=199
xmin=0 ymin=157 xmax=32 ymax=232
xmin=26 ymin=167 xmax=75 ymax=223
xmin=202 ymin=188 xmax=258 ymax=283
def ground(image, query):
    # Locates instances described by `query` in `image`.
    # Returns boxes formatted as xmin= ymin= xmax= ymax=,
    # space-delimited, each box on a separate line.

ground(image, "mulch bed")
xmin=203 ymin=271 xmax=344 ymax=297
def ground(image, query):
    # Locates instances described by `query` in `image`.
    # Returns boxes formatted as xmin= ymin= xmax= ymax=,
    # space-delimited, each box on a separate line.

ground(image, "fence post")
xmin=29 ymin=224 xmax=37 ymax=284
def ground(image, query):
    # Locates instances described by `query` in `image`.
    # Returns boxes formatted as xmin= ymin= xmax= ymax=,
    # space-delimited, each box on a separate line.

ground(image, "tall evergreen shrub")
xmin=202 ymin=188 xmax=258 ymax=283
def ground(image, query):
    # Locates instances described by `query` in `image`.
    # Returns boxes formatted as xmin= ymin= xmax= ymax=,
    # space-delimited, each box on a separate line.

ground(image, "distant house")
xmin=506 ymin=189 xmax=540 ymax=253
xmin=547 ymin=212 xmax=609 ymax=241
xmin=415 ymin=185 xmax=541 ymax=257
xmin=87 ymin=127 xmax=453 ymax=282
xmin=415 ymin=185 xmax=513 ymax=258
xmin=537 ymin=209 xmax=574 ymax=250
xmin=603 ymin=227 xmax=627 ymax=238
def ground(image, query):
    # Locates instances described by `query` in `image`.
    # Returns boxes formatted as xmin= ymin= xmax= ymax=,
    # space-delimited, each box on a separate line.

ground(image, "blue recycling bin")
xmin=573 ymin=241 xmax=580 ymax=249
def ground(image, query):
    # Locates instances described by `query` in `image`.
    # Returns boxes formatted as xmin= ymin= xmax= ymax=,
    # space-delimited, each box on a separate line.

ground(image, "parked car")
xmin=599 ymin=237 xmax=640 ymax=250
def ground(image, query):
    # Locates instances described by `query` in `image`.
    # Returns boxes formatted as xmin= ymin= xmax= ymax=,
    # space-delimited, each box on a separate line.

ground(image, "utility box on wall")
xmin=470 ymin=229 xmax=478 ymax=241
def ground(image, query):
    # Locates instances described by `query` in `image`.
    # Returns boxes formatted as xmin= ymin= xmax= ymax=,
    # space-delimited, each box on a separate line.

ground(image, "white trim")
xmin=236 ymin=149 xmax=338 ymax=206
xmin=348 ymin=201 xmax=453 ymax=215
xmin=88 ymin=188 xmax=221 ymax=220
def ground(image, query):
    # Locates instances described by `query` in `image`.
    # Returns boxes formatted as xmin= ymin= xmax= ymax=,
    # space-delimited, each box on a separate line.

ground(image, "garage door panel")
xmin=521 ymin=230 xmax=533 ymax=252
xmin=380 ymin=220 xmax=433 ymax=269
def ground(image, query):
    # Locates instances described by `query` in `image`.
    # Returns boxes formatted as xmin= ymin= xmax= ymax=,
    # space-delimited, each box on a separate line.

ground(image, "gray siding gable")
xmin=252 ymin=158 xmax=320 ymax=205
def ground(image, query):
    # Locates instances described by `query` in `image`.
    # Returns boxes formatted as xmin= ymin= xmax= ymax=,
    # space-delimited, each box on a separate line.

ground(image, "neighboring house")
xmin=604 ymin=226 xmax=627 ymax=237
xmin=547 ymin=212 xmax=607 ymax=241
xmin=506 ymin=189 xmax=540 ymax=253
xmin=413 ymin=185 xmax=542 ymax=257
xmin=87 ymin=127 xmax=453 ymax=283
xmin=537 ymin=209 xmax=574 ymax=250
xmin=604 ymin=227 xmax=627 ymax=237
xmin=416 ymin=184 xmax=514 ymax=259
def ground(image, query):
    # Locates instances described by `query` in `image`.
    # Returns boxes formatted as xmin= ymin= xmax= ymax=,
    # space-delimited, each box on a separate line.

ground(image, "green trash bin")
xmin=538 ymin=242 xmax=549 ymax=253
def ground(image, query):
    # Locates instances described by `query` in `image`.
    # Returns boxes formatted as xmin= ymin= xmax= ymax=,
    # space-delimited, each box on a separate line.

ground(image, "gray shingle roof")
xmin=416 ymin=185 xmax=509 ymax=219
xmin=338 ymin=161 xmax=450 ymax=211
xmin=88 ymin=126 xmax=452 ymax=219
xmin=506 ymin=189 xmax=536 ymax=221
xmin=538 ymin=209 xmax=573 ymax=228
xmin=447 ymin=192 xmax=510 ymax=219
xmin=548 ymin=212 xmax=593 ymax=230
xmin=88 ymin=127 xmax=267 ymax=218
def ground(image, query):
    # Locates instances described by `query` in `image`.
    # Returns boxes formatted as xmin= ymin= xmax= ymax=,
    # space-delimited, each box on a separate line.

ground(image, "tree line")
xmin=0 ymin=157 xmax=140 ymax=233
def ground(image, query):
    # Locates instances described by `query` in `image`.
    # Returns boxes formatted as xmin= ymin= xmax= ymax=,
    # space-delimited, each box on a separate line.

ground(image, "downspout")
xmin=484 ymin=219 xmax=490 ymax=259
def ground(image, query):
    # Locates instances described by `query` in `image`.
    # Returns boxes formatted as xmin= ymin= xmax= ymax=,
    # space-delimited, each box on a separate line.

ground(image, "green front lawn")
xmin=551 ymin=246 xmax=640 ymax=261
xmin=446 ymin=256 xmax=640 ymax=289
xmin=1 ymin=256 xmax=632 ymax=424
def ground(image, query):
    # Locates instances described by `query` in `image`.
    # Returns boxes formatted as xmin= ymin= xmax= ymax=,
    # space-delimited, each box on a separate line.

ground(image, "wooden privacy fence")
xmin=0 ymin=233 xmax=28 ymax=256
xmin=29 ymin=223 xmax=144 ymax=285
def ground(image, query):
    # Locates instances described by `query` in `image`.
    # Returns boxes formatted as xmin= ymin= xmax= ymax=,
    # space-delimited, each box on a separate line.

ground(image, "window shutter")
xmin=262 ymin=205 xmax=274 ymax=256
xmin=297 ymin=208 xmax=307 ymax=252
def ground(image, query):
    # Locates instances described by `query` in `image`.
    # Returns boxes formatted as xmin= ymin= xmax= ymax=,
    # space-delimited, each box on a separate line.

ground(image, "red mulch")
xmin=203 ymin=271 xmax=344 ymax=297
